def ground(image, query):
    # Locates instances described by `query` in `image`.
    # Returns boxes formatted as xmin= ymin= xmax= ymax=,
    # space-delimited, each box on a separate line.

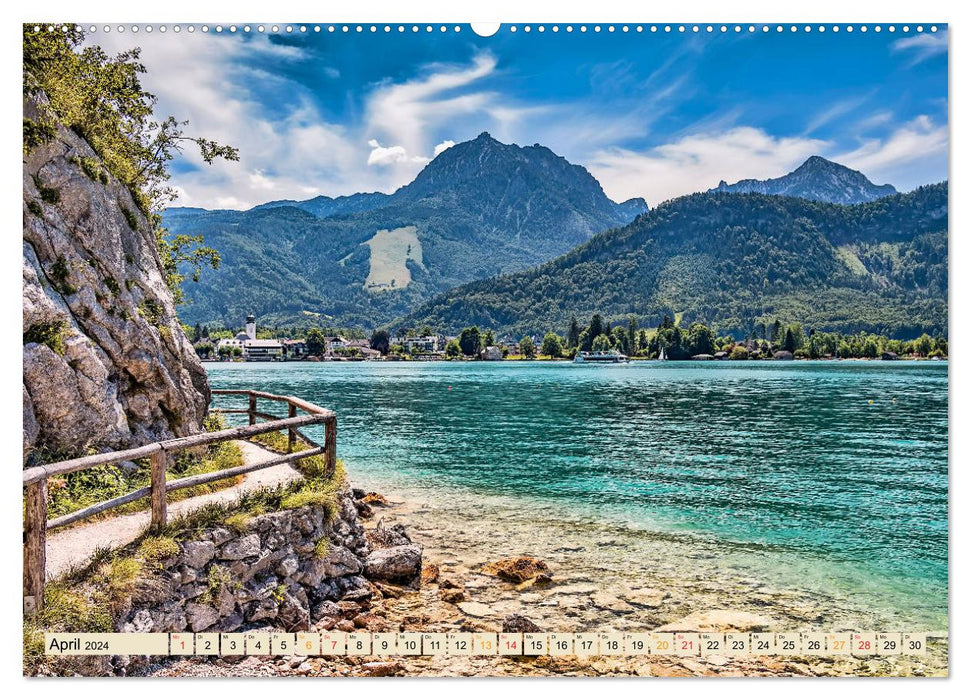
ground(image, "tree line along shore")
xmin=186 ymin=314 xmax=948 ymax=363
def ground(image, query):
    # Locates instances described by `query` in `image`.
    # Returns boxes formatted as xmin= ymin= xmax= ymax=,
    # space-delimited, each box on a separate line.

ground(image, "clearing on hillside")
xmin=362 ymin=225 xmax=423 ymax=292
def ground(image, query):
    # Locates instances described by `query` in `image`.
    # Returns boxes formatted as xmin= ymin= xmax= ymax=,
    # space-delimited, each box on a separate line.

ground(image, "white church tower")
xmin=246 ymin=314 xmax=256 ymax=340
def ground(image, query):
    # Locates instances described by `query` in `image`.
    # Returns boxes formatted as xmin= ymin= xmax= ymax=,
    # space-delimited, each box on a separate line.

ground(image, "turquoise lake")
xmin=206 ymin=360 xmax=948 ymax=626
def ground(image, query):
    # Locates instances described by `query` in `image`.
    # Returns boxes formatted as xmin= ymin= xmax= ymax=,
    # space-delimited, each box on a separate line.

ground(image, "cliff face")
xmin=23 ymin=96 xmax=210 ymax=461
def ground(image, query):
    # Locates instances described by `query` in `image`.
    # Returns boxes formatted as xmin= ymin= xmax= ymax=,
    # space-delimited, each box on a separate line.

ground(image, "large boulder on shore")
xmin=364 ymin=544 xmax=423 ymax=585
xmin=481 ymin=556 xmax=552 ymax=583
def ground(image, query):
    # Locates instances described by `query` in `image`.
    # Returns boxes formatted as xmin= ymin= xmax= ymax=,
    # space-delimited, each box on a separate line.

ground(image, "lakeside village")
xmin=190 ymin=313 xmax=948 ymax=363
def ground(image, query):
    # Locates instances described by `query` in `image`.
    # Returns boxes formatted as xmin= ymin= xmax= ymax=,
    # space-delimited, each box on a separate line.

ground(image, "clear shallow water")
xmin=207 ymin=360 xmax=948 ymax=626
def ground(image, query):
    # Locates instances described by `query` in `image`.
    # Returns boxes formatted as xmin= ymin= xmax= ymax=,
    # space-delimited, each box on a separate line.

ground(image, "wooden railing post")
xmin=24 ymin=390 xmax=337 ymax=596
xmin=325 ymin=417 xmax=337 ymax=476
xmin=150 ymin=450 xmax=168 ymax=529
xmin=23 ymin=479 xmax=47 ymax=614
xmin=288 ymin=402 xmax=297 ymax=453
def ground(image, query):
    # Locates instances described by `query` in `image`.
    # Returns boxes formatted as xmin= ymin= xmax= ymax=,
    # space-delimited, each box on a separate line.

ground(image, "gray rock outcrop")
xmin=120 ymin=485 xmax=374 ymax=634
xmin=23 ymin=95 xmax=209 ymax=460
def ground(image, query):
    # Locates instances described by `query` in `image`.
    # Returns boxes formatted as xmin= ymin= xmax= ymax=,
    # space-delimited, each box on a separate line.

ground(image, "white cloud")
xmin=82 ymin=33 xmax=946 ymax=212
xmin=433 ymin=140 xmax=456 ymax=157
xmin=366 ymin=139 xmax=429 ymax=167
xmin=361 ymin=53 xmax=536 ymax=188
xmin=892 ymin=32 xmax=948 ymax=66
xmin=854 ymin=111 xmax=894 ymax=132
xmin=88 ymin=32 xmax=383 ymax=209
xmin=366 ymin=53 xmax=498 ymax=156
xmin=589 ymin=127 xmax=828 ymax=205
xmin=247 ymin=170 xmax=277 ymax=191
xmin=834 ymin=115 xmax=948 ymax=187
xmin=84 ymin=36 xmax=531 ymax=207
xmin=803 ymin=94 xmax=873 ymax=135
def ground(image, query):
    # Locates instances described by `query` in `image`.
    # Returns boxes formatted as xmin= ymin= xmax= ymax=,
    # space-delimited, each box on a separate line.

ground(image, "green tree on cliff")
xmin=23 ymin=25 xmax=238 ymax=306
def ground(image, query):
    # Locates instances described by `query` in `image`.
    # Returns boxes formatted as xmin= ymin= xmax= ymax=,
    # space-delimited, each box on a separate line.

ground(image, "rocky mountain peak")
xmin=711 ymin=156 xmax=897 ymax=205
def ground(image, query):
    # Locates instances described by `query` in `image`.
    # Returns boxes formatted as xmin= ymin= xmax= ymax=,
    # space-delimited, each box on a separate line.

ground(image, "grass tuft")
xmin=250 ymin=431 xmax=331 ymax=478
xmin=137 ymin=536 xmax=179 ymax=565
xmin=198 ymin=563 xmax=237 ymax=605
xmin=224 ymin=512 xmax=253 ymax=533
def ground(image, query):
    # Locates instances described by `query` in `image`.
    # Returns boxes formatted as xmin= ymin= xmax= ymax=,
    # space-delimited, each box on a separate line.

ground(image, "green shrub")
xmin=23 ymin=117 xmax=55 ymax=154
xmin=45 ymin=437 xmax=245 ymax=524
xmin=23 ymin=320 xmax=68 ymax=355
xmin=203 ymin=412 xmax=227 ymax=433
xmin=104 ymin=276 xmax=121 ymax=295
xmin=38 ymin=184 xmax=60 ymax=204
xmin=137 ymin=299 xmax=164 ymax=325
xmin=76 ymin=155 xmax=106 ymax=183
xmin=251 ymin=430 xmax=291 ymax=453
xmin=27 ymin=200 xmax=43 ymax=217
xmin=48 ymin=256 xmax=77 ymax=295
xmin=121 ymin=206 xmax=139 ymax=231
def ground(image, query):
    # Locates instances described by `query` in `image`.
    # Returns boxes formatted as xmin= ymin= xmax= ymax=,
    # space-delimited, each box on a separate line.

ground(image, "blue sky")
xmin=97 ymin=24 xmax=948 ymax=209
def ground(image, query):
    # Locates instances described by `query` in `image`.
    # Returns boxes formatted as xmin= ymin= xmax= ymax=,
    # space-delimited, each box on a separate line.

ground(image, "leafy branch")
xmin=23 ymin=24 xmax=238 ymax=303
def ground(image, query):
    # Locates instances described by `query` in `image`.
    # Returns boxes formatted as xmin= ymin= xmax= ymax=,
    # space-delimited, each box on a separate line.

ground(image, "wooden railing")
xmin=22 ymin=389 xmax=336 ymax=614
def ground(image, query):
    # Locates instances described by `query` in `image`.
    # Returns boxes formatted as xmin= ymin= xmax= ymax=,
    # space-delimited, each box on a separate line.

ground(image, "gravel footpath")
xmin=45 ymin=441 xmax=300 ymax=577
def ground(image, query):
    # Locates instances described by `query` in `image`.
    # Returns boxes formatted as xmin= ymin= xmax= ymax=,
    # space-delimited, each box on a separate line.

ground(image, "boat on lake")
xmin=573 ymin=350 xmax=629 ymax=364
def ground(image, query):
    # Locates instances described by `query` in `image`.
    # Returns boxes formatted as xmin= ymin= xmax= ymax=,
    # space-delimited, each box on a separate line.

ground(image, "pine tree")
xmin=568 ymin=316 xmax=581 ymax=349
xmin=585 ymin=314 xmax=605 ymax=351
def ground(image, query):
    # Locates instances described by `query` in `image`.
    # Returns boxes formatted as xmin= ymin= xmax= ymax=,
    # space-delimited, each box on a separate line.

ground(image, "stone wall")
xmin=119 ymin=485 xmax=422 ymax=635
xmin=23 ymin=94 xmax=209 ymax=460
